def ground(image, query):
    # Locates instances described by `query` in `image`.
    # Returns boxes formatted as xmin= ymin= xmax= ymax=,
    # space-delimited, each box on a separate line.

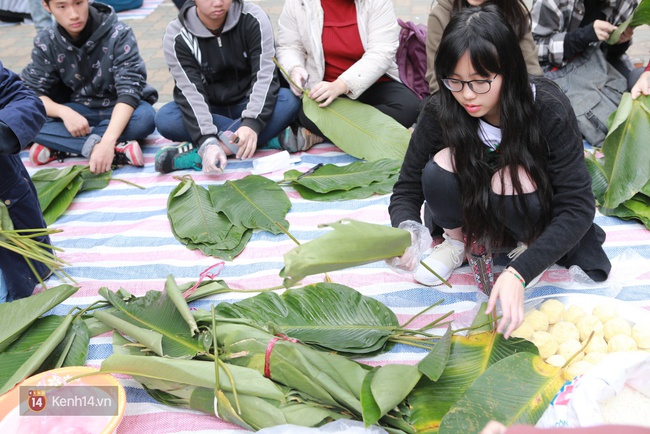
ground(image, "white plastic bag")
xmin=536 ymin=352 xmax=650 ymax=428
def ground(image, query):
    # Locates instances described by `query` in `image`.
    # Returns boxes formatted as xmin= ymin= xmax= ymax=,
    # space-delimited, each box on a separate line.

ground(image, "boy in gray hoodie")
xmin=21 ymin=0 xmax=157 ymax=174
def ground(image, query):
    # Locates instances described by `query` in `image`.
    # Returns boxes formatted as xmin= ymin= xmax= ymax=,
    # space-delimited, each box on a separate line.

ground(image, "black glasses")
xmin=441 ymin=74 xmax=498 ymax=94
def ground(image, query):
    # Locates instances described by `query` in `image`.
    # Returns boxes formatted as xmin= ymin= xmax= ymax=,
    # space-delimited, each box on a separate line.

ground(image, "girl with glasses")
xmin=388 ymin=5 xmax=611 ymax=338
xmin=426 ymin=0 xmax=543 ymax=94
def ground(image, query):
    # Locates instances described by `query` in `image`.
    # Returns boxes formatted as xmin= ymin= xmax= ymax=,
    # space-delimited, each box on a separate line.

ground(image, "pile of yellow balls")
xmin=512 ymin=299 xmax=650 ymax=379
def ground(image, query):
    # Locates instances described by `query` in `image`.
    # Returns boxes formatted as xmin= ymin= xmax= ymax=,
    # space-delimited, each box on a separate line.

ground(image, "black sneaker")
xmin=154 ymin=141 xmax=201 ymax=173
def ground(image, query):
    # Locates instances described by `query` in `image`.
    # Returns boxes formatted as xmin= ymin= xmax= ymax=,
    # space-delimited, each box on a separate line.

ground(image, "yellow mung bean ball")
xmin=558 ymin=339 xmax=584 ymax=362
xmin=584 ymin=336 xmax=608 ymax=354
xmin=607 ymin=334 xmax=638 ymax=352
xmin=564 ymin=360 xmax=594 ymax=381
xmin=632 ymin=322 xmax=650 ymax=349
xmin=546 ymin=354 xmax=567 ymax=367
xmin=576 ymin=315 xmax=605 ymax=341
xmin=511 ymin=321 xmax=535 ymax=341
xmin=532 ymin=331 xmax=558 ymax=359
xmin=583 ymin=351 xmax=607 ymax=365
xmin=526 ymin=309 xmax=550 ymax=332
xmin=592 ymin=303 xmax=618 ymax=324
xmin=562 ymin=304 xmax=586 ymax=324
xmin=540 ymin=299 xmax=565 ymax=325
xmin=603 ymin=317 xmax=632 ymax=342
xmin=551 ymin=321 xmax=580 ymax=344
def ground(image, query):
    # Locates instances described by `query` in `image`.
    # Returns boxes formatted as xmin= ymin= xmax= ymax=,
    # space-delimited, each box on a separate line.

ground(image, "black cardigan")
xmin=389 ymin=77 xmax=605 ymax=283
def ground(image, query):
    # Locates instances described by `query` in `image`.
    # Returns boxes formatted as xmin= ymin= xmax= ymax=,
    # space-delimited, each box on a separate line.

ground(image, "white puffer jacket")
xmin=276 ymin=0 xmax=400 ymax=99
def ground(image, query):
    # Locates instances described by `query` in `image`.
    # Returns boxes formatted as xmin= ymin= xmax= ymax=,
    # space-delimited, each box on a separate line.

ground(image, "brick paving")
xmin=1 ymin=0 xmax=648 ymax=105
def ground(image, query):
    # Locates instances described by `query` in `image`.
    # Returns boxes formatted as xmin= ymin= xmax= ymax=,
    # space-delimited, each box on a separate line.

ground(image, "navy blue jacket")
xmin=0 ymin=61 xmax=50 ymax=301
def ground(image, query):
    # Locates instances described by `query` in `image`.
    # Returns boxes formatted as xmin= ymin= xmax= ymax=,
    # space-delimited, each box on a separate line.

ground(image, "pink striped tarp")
xmin=20 ymin=133 xmax=650 ymax=433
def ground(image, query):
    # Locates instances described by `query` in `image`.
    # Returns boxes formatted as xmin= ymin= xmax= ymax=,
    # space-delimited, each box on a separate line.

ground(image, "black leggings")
xmin=297 ymin=80 xmax=421 ymax=138
xmin=421 ymin=159 xmax=611 ymax=281
xmin=421 ymin=160 xmax=541 ymax=242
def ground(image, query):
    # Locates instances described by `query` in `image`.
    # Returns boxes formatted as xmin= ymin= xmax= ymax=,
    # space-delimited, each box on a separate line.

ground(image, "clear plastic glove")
xmin=289 ymin=66 xmax=309 ymax=96
xmin=198 ymin=138 xmax=227 ymax=173
xmin=385 ymin=220 xmax=433 ymax=273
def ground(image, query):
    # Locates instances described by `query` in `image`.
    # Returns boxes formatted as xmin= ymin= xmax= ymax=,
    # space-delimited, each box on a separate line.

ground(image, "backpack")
xmin=545 ymin=46 xmax=626 ymax=147
xmin=396 ymin=19 xmax=430 ymax=100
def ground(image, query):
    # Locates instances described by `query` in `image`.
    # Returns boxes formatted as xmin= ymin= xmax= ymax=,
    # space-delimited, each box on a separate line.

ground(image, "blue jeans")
xmin=28 ymin=0 xmax=52 ymax=31
xmin=35 ymin=101 xmax=156 ymax=156
xmin=154 ymin=88 xmax=300 ymax=146
xmin=0 ymin=155 xmax=51 ymax=301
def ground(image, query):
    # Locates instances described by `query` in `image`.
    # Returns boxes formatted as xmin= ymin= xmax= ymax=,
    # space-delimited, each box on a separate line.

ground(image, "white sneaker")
xmin=506 ymin=242 xmax=543 ymax=288
xmin=414 ymin=234 xmax=465 ymax=286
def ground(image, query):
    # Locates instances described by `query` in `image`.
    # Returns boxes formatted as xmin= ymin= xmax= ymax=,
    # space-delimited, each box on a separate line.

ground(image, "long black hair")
xmin=434 ymin=5 xmax=551 ymax=249
xmin=452 ymin=0 xmax=532 ymax=41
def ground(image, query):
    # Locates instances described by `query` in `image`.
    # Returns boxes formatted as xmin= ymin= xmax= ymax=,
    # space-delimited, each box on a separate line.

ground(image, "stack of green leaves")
xmin=586 ymin=93 xmax=650 ymax=228
xmin=167 ymin=174 xmax=292 ymax=260
xmin=280 ymin=159 xmax=401 ymax=201
xmin=32 ymin=165 xmax=141 ymax=225
xmin=91 ymin=277 xmax=567 ymax=433
xmin=0 ymin=284 xmax=86 ymax=395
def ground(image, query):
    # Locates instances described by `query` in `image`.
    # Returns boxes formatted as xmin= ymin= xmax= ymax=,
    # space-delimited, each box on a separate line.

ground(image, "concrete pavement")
xmin=0 ymin=0 xmax=648 ymax=105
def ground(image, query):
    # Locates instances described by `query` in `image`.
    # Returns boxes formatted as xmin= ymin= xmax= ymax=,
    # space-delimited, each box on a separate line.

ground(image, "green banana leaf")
xmin=0 ymin=315 xmax=64 ymax=394
xmin=217 ymin=322 xmax=368 ymax=415
xmin=602 ymin=93 xmax=650 ymax=208
xmin=42 ymin=176 xmax=84 ymax=225
xmin=31 ymin=165 xmax=86 ymax=211
xmin=95 ymin=287 xmax=205 ymax=358
xmin=208 ymin=175 xmax=291 ymax=235
xmin=620 ymin=194 xmax=650 ymax=228
xmin=609 ymin=0 xmax=650 ymax=43
xmin=101 ymin=353 xmax=285 ymax=400
xmin=39 ymin=316 xmax=90 ymax=370
xmin=417 ymin=326 xmax=453 ymax=381
xmin=0 ymin=313 xmax=74 ymax=395
xmin=584 ymin=152 xmax=609 ymax=203
xmin=438 ymin=352 xmax=564 ymax=433
xmin=598 ymin=194 xmax=650 ymax=229
xmin=167 ymin=176 xmax=237 ymax=246
xmin=292 ymin=174 xmax=398 ymax=201
xmin=183 ymin=226 xmax=252 ymax=261
xmin=0 ymin=284 xmax=77 ymax=352
xmin=79 ymin=170 xmax=112 ymax=191
xmin=406 ymin=332 xmax=538 ymax=433
xmin=280 ymin=219 xmax=411 ymax=287
xmin=303 ymin=96 xmax=411 ymax=162
xmin=283 ymin=159 xmax=401 ymax=193
xmin=213 ymin=282 xmax=399 ymax=355
xmin=106 ymin=338 xmax=344 ymax=430
xmin=361 ymin=364 xmax=422 ymax=426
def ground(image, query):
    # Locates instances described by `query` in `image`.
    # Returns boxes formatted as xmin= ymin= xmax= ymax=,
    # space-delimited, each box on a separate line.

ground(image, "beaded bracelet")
xmin=503 ymin=268 xmax=526 ymax=288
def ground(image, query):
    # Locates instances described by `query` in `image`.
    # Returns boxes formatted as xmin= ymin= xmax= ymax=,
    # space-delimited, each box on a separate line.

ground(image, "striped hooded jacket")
xmin=163 ymin=0 xmax=279 ymax=146
xmin=531 ymin=0 xmax=638 ymax=68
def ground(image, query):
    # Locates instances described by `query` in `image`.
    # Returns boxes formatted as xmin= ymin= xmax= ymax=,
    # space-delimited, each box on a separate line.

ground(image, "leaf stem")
xmin=419 ymin=260 xmax=452 ymax=287
xmin=401 ymin=299 xmax=444 ymax=328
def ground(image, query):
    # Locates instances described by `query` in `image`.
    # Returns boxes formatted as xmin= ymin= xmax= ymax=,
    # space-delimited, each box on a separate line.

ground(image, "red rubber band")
xmin=182 ymin=262 xmax=225 ymax=299
xmin=263 ymin=334 xmax=299 ymax=378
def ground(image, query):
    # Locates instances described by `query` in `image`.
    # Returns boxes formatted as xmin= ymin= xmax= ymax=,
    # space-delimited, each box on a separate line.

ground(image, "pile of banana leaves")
xmin=586 ymin=94 xmax=650 ymax=229
xmin=167 ymin=175 xmax=291 ymax=260
xmin=0 ymin=285 xmax=85 ymax=395
xmin=32 ymin=165 xmax=142 ymax=225
xmin=86 ymin=277 xmax=565 ymax=433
